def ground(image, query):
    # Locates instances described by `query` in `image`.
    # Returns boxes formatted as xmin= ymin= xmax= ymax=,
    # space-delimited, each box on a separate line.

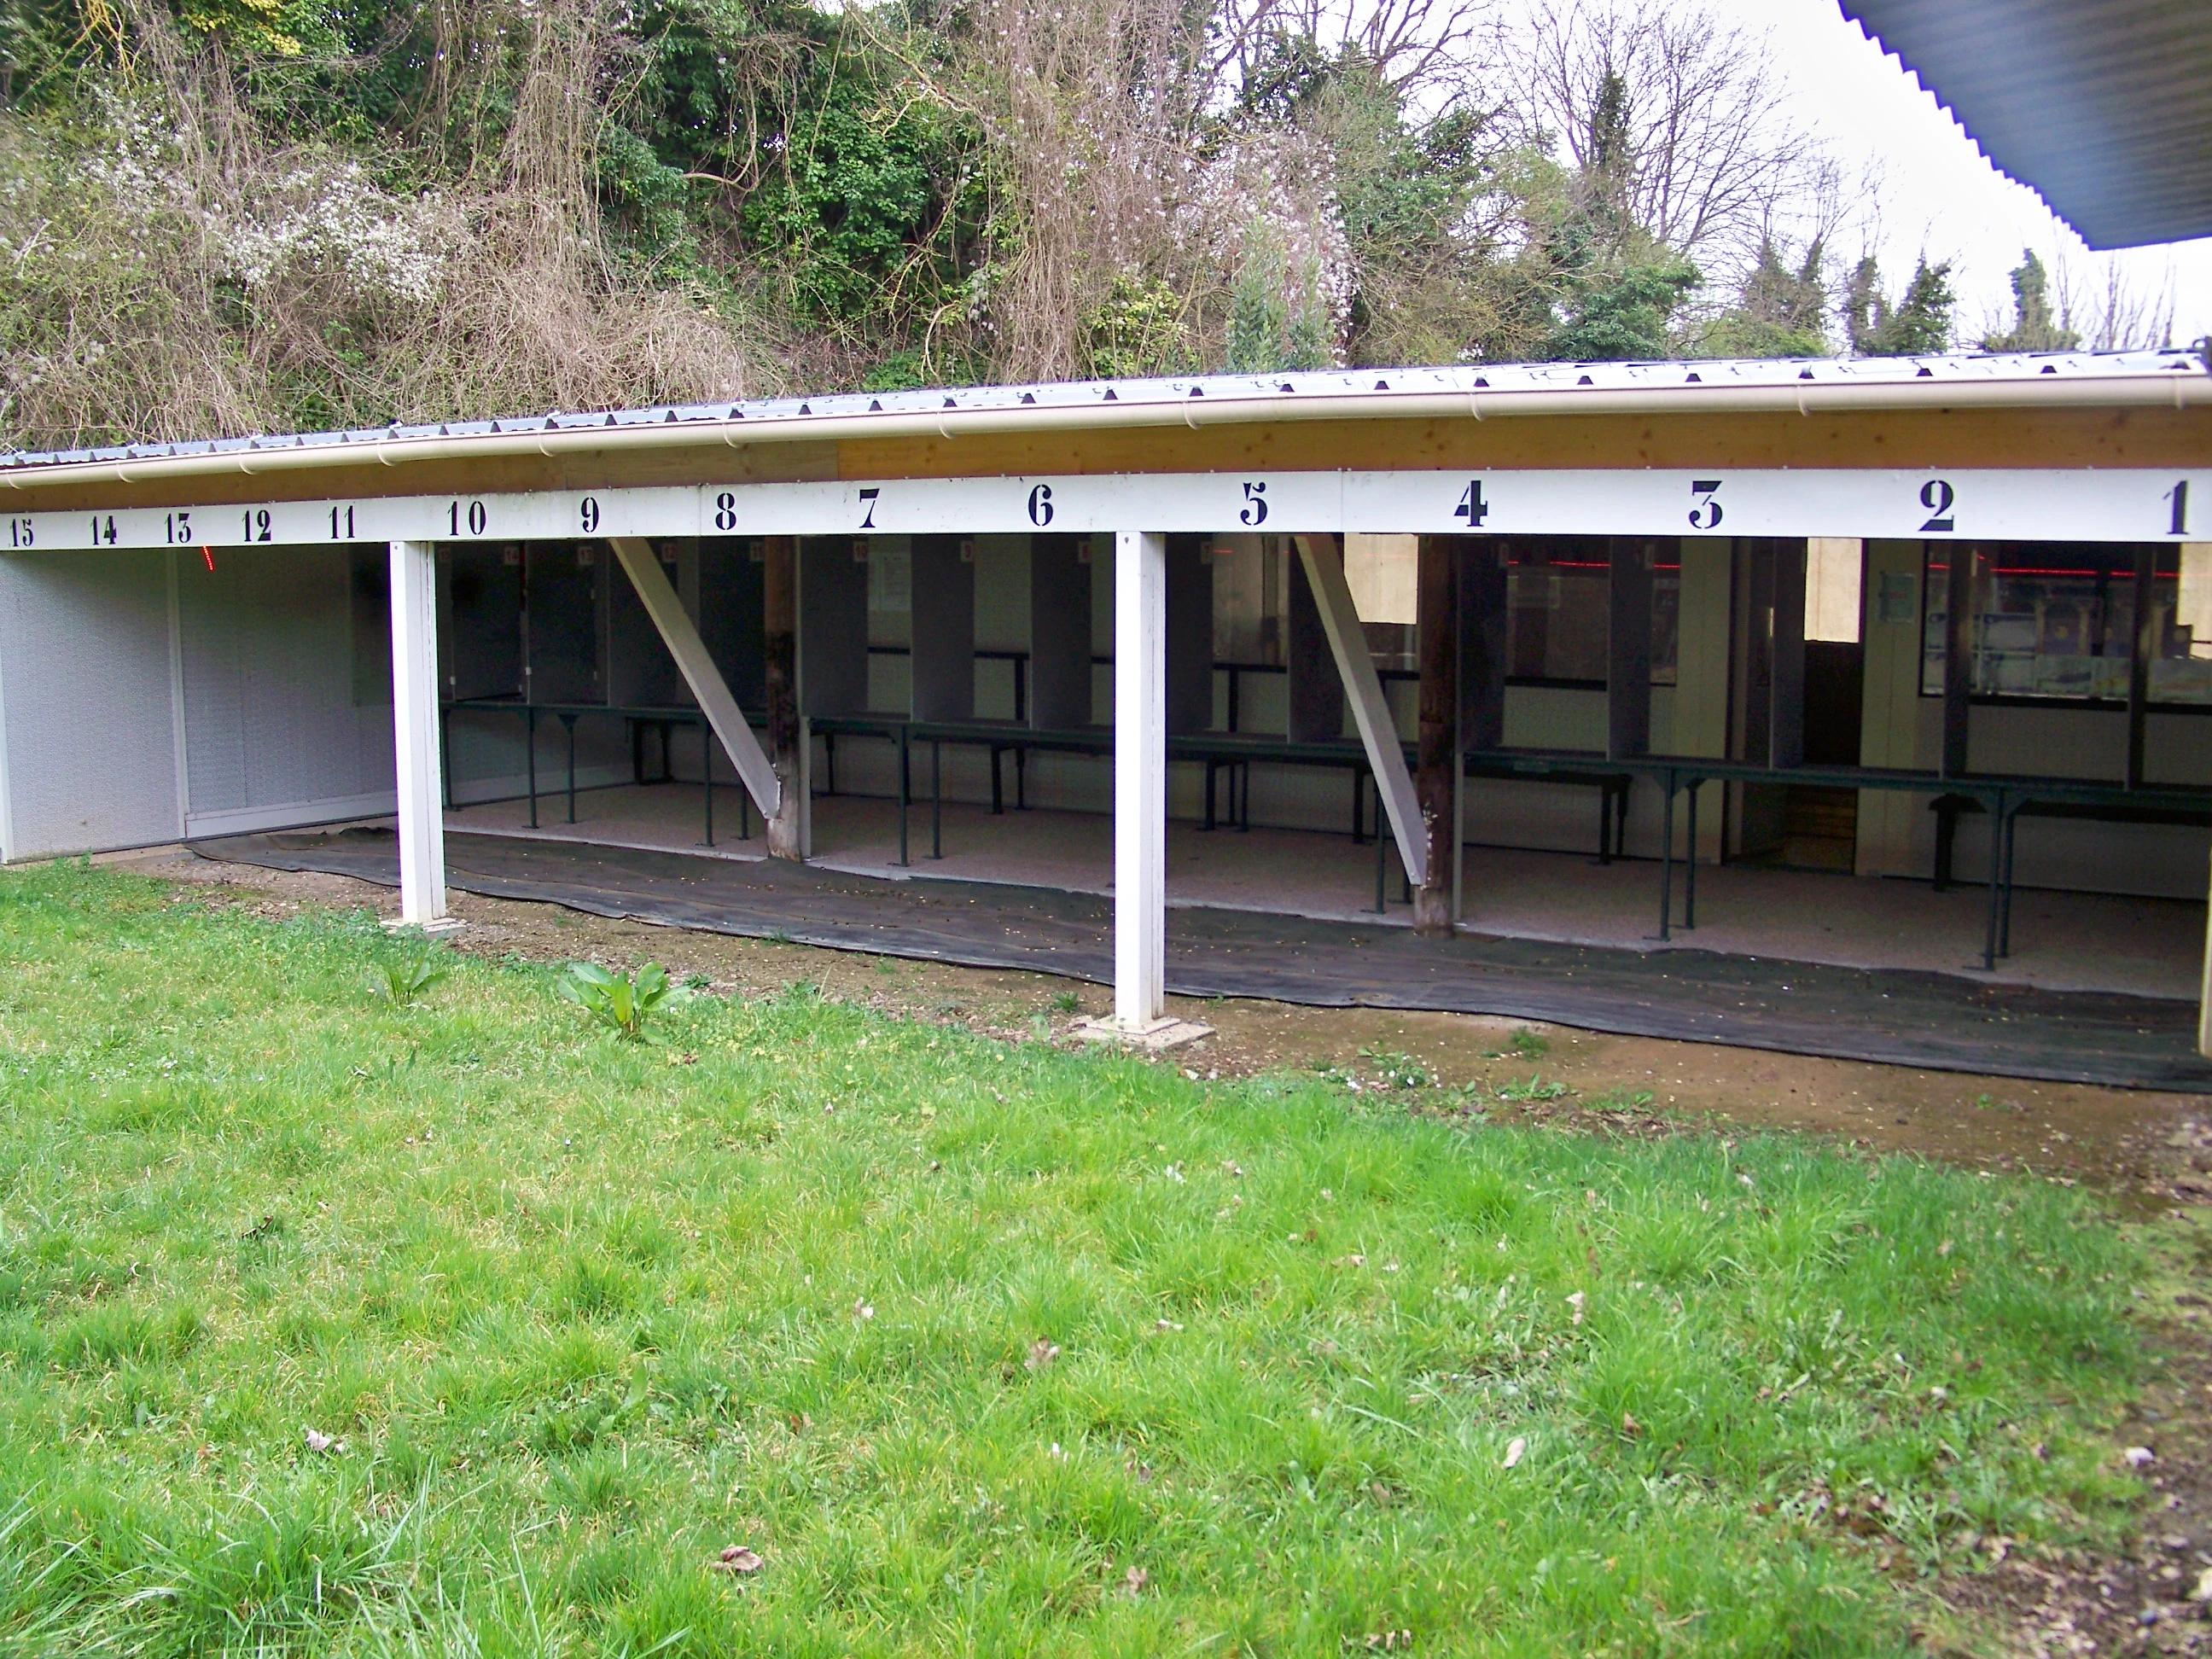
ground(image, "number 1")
xmin=2169 ymin=480 xmax=2191 ymax=537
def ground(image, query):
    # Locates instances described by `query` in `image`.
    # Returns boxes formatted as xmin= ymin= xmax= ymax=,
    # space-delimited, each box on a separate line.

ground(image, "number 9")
xmin=579 ymin=497 xmax=600 ymax=533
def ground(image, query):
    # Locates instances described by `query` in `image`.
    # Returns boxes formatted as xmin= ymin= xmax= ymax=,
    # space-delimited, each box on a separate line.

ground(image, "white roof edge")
xmin=2 ymin=351 xmax=2205 ymax=491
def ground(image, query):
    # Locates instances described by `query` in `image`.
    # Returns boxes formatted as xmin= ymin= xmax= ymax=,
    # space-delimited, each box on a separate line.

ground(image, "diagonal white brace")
xmin=608 ymin=537 xmax=781 ymax=824
xmin=1292 ymin=533 xmax=1428 ymax=888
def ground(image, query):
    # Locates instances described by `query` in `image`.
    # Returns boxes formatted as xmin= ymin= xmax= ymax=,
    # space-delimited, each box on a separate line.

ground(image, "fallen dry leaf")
xmin=1122 ymin=1565 xmax=1149 ymax=1595
xmin=713 ymin=1545 xmax=764 ymax=1575
xmin=1503 ymin=1437 xmax=1527 ymax=1470
xmin=1027 ymin=1338 xmax=1061 ymax=1371
xmin=303 ymin=1427 xmax=344 ymax=1455
xmin=853 ymin=1300 xmax=875 ymax=1321
xmin=1567 ymin=1290 xmax=1586 ymax=1326
xmin=2125 ymin=1445 xmax=2157 ymax=1468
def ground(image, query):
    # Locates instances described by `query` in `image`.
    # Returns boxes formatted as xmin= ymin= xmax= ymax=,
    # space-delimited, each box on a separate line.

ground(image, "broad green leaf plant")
xmin=557 ymin=961 xmax=683 ymax=1040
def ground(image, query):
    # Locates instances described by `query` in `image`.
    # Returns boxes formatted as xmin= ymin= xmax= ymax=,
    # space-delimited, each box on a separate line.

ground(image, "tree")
xmin=1542 ymin=255 xmax=1700 ymax=359
xmin=1980 ymin=248 xmax=2079 ymax=353
xmin=1844 ymin=254 xmax=1955 ymax=357
xmin=1515 ymin=1 xmax=1826 ymax=271
xmin=1698 ymin=235 xmax=1827 ymax=357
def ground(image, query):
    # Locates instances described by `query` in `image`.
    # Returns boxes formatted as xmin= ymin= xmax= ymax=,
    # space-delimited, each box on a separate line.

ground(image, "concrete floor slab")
xmin=440 ymin=782 xmax=2206 ymax=1001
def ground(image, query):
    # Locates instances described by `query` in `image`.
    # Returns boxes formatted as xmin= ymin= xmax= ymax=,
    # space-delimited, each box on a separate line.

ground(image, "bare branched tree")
xmin=1514 ymin=0 xmax=1825 ymax=272
xmin=1218 ymin=0 xmax=1503 ymax=101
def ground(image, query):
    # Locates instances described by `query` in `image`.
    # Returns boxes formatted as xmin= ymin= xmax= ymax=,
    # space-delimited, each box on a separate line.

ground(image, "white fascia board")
xmin=9 ymin=468 xmax=2209 ymax=551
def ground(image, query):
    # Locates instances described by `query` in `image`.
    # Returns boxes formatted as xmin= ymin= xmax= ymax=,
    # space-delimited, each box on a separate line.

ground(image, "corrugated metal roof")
xmin=0 ymin=348 xmax=2200 ymax=474
xmin=1837 ymin=0 xmax=2212 ymax=250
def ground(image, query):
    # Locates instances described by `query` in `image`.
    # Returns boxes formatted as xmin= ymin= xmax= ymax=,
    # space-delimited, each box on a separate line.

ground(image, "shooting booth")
xmin=3 ymin=351 xmax=2210 ymax=1084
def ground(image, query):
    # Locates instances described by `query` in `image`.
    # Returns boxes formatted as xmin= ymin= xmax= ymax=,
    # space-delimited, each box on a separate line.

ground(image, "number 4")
xmin=1455 ymin=480 xmax=1488 ymax=527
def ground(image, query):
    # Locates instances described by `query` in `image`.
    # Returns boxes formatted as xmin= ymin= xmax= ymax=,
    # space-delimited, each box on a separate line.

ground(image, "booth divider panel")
xmin=698 ymin=538 xmax=766 ymax=709
xmin=1287 ymin=539 xmax=1346 ymax=742
xmin=523 ymin=544 xmax=602 ymax=704
xmin=910 ymin=533 xmax=975 ymax=723
xmin=800 ymin=537 xmax=870 ymax=717
xmin=608 ymin=539 xmax=690 ymax=707
xmin=1029 ymin=534 xmax=1091 ymax=730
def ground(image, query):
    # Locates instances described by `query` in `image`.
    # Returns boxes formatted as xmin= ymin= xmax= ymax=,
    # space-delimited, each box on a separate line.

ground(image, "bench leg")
xmin=1933 ymin=803 xmax=1956 ymax=892
xmin=1684 ymin=783 xmax=1697 ymax=930
xmin=1658 ymin=778 xmax=1674 ymax=941
xmin=1373 ymin=777 xmax=1388 ymax=913
xmin=930 ymin=740 xmax=943 ymax=860
xmin=896 ymin=726 xmax=910 ymax=868
xmin=1981 ymin=795 xmax=2002 ymax=971
xmin=991 ymin=748 xmax=1004 ymax=815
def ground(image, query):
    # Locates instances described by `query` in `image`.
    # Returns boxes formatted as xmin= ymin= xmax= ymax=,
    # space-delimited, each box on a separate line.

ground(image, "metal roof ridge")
xmin=0 ymin=349 xmax=2201 ymax=474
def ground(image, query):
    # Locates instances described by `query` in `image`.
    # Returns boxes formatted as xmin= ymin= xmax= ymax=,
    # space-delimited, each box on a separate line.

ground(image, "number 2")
xmin=1918 ymin=479 xmax=1956 ymax=533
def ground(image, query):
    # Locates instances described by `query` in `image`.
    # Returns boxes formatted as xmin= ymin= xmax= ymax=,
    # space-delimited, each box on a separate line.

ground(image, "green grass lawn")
xmin=0 ymin=864 xmax=2151 ymax=1656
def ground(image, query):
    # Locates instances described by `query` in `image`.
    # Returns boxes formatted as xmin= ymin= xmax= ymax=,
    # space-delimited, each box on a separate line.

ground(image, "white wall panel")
xmin=177 ymin=547 xmax=394 ymax=831
xmin=0 ymin=550 xmax=180 ymax=859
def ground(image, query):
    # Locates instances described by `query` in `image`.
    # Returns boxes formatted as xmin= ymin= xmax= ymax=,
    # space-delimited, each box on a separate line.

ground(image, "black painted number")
xmin=713 ymin=492 xmax=737 ymax=532
xmin=1239 ymin=480 xmax=1268 ymax=526
xmin=448 ymin=499 xmax=487 ymax=536
xmin=857 ymin=486 xmax=881 ymax=531
xmin=7 ymin=517 xmax=30 ymax=549
xmin=1454 ymin=480 xmax=1488 ymax=527
xmin=1918 ymin=479 xmax=1956 ymax=533
xmin=579 ymin=496 xmax=600 ymax=534
xmin=1688 ymin=479 xmax=1723 ymax=530
xmin=329 ymin=504 xmax=356 ymax=540
xmin=2168 ymin=480 xmax=2191 ymax=537
xmin=242 ymin=508 xmax=271 ymax=543
xmin=1027 ymin=483 xmax=1054 ymax=527
xmin=163 ymin=510 xmax=192 ymax=544
xmin=90 ymin=515 xmax=117 ymax=546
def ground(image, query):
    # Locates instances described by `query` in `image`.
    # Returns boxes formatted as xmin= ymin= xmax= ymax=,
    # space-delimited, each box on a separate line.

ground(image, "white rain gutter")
xmin=5 ymin=370 xmax=2207 ymax=494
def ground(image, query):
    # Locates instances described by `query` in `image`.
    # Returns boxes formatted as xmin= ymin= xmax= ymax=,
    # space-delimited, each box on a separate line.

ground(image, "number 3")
xmin=1687 ymin=480 xmax=1722 ymax=530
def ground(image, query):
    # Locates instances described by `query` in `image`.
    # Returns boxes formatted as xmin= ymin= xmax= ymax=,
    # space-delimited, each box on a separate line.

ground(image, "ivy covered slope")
xmin=0 ymin=0 xmax=2058 ymax=456
xmin=0 ymin=863 xmax=2155 ymax=1655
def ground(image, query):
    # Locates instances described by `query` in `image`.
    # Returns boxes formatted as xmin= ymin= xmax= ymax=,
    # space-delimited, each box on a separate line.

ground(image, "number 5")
xmin=1239 ymin=480 xmax=1268 ymax=526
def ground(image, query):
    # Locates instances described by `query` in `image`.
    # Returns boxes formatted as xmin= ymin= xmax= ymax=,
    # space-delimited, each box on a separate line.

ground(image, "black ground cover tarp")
xmin=195 ymin=828 xmax=2212 ymax=1092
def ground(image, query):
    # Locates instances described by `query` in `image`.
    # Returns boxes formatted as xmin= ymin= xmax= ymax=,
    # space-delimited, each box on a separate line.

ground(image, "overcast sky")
xmin=1494 ymin=0 xmax=2212 ymax=351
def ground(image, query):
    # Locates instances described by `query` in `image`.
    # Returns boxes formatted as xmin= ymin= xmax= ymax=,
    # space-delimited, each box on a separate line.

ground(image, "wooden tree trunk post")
xmin=1414 ymin=535 xmax=1458 ymax=935
xmin=763 ymin=534 xmax=803 ymax=859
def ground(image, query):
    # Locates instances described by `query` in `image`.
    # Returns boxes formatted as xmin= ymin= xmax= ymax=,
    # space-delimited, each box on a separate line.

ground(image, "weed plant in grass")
xmin=0 ymin=865 xmax=2149 ymax=1655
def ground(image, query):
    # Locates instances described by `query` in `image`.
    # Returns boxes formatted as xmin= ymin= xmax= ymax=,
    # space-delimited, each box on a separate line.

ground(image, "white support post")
xmin=388 ymin=538 xmax=450 ymax=928
xmin=1292 ymin=534 xmax=1429 ymax=888
xmin=608 ymin=537 xmax=783 ymax=824
xmin=1115 ymin=530 xmax=1167 ymax=1030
